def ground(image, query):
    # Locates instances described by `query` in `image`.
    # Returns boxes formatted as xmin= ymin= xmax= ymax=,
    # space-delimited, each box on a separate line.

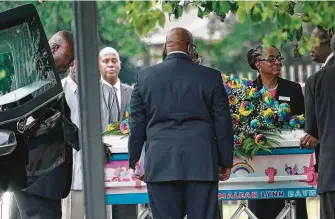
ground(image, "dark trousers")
xmin=112 ymin=205 xmax=138 ymax=219
xmin=320 ymin=191 xmax=335 ymax=219
xmin=10 ymin=191 xmax=61 ymax=219
xmin=147 ymin=180 xmax=219 ymax=219
xmin=248 ymin=198 xmax=308 ymax=219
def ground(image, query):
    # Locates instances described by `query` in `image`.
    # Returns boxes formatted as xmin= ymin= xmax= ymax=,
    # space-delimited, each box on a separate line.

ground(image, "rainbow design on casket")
xmin=232 ymin=162 xmax=255 ymax=177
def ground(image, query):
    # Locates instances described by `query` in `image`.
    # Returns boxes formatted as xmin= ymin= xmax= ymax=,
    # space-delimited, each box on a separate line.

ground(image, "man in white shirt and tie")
xmin=99 ymin=47 xmax=133 ymax=121
xmin=98 ymin=47 xmax=135 ymax=218
xmin=61 ymin=59 xmax=86 ymax=219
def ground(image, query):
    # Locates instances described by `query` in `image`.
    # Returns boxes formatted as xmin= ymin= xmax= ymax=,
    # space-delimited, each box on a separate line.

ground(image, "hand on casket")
xmin=218 ymin=167 xmax=231 ymax=181
xmin=300 ymin=134 xmax=319 ymax=148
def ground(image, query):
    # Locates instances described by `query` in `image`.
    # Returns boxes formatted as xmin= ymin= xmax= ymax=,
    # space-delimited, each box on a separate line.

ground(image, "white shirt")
xmin=61 ymin=76 xmax=83 ymax=190
xmin=101 ymin=77 xmax=121 ymax=110
xmin=167 ymin=51 xmax=188 ymax=56
xmin=322 ymin=53 xmax=334 ymax=67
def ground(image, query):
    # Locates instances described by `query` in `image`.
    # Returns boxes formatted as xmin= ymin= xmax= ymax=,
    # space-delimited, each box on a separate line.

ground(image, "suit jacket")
xmin=305 ymin=55 xmax=335 ymax=194
xmin=128 ymin=53 xmax=234 ymax=182
xmin=120 ymin=83 xmax=133 ymax=120
xmin=100 ymin=81 xmax=119 ymax=132
xmin=253 ymin=75 xmax=305 ymax=116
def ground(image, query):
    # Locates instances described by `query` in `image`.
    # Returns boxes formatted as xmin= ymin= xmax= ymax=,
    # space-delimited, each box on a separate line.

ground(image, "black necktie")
xmin=112 ymin=86 xmax=120 ymax=121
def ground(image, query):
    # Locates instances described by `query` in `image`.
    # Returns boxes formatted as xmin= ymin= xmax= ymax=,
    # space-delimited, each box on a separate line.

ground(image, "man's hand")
xmin=135 ymin=174 xmax=144 ymax=181
xmin=218 ymin=167 xmax=231 ymax=181
xmin=300 ymin=134 xmax=319 ymax=148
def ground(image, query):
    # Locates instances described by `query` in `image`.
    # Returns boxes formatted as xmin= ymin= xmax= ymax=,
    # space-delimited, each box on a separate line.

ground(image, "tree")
xmin=0 ymin=1 xmax=149 ymax=84
xmin=194 ymin=15 xmax=316 ymax=74
xmin=124 ymin=1 xmax=335 ymax=56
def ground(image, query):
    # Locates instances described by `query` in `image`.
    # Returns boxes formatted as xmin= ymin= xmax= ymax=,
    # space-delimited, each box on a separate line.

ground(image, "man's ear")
xmin=69 ymin=59 xmax=76 ymax=68
xmin=119 ymin=61 xmax=122 ymax=70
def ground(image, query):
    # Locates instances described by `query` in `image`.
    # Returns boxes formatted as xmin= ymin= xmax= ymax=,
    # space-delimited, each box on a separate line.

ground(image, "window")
xmin=0 ymin=18 xmax=57 ymax=111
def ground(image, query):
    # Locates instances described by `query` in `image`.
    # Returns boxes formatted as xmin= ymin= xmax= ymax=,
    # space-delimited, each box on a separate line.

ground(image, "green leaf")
xmin=174 ymin=5 xmax=183 ymax=19
xmin=251 ymin=145 xmax=259 ymax=157
xmin=260 ymin=147 xmax=272 ymax=153
xmin=158 ymin=11 xmax=166 ymax=27
xmin=294 ymin=2 xmax=305 ymax=13
xmin=197 ymin=7 xmax=204 ymax=19
xmin=296 ymin=26 xmax=303 ymax=41
xmin=236 ymin=8 xmax=247 ymax=23
xmin=219 ymin=1 xmax=231 ymax=14
xmin=162 ymin=2 xmax=173 ymax=14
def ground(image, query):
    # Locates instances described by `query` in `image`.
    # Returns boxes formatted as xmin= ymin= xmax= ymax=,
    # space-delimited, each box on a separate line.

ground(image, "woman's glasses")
xmin=258 ymin=55 xmax=284 ymax=63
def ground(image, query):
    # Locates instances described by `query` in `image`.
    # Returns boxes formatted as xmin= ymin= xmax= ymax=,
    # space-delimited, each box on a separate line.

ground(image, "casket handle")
xmin=265 ymin=167 xmax=277 ymax=183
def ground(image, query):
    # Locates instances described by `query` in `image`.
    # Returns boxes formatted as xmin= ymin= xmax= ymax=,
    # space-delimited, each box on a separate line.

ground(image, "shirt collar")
xmin=66 ymin=75 xmax=77 ymax=94
xmin=101 ymin=77 xmax=120 ymax=91
xmin=323 ymin=53 xmax=334 ymax=67
xmin=167 ymin=51 xmax=188 ymax=56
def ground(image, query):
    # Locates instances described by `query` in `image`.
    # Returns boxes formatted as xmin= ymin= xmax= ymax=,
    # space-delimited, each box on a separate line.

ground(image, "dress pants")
xmin=147 ymin=180 xmax=219 ymax=219
xmin=320 ymin=191 xmax=335 ymax=219
xmin=248 ymin=198 xmax=308 ymax=219
xmin=61 ymin=190 xmax=114 ymax=219
xmin=10 ymin=191 xmax=62 ymax=219
xmin=62 ymin=190 xmax=85 ymax=219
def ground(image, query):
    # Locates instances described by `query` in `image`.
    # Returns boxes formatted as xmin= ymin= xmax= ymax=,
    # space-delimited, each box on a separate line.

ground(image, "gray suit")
xmin=100 ymin=81 xmax=119 ymax=131
xmin=304 ymin=55 xmax=335 ymax=218
xmin=120 ymin=83 xmax=133 ymax=120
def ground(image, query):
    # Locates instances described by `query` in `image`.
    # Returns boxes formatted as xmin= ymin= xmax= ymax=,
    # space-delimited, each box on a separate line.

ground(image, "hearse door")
xmin=0 ymin=4 xmax=64 ymax=192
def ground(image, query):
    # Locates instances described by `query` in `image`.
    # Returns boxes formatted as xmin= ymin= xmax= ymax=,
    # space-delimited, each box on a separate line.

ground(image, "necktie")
xmin=112 ymin=86 xmax=120 ymax=121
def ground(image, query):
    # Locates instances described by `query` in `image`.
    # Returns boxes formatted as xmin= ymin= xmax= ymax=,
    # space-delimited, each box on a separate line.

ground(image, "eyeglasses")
xmin=258 ymin=55 xmax=284 ymax=63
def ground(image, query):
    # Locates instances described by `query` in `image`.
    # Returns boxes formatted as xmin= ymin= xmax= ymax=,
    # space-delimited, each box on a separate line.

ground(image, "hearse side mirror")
xmin=0 ymin=130 xmax=17 ymax=156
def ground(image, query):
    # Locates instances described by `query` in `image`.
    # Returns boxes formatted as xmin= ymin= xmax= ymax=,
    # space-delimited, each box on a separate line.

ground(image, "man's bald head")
xmin=49 ymin=30 xmax=74 ymax=73
xmin=99 ymin=47 xmax=120 ymax=60
xmin=310 ymin=26 xmax=333 ymax=63
xmin=164 ymin=27 xmax=194 ymax=55
xmin=99 ymin=47 xmax=121 ymax=85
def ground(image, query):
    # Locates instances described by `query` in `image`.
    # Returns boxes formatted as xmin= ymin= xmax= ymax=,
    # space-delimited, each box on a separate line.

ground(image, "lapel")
xmin=274 ymin=77 xmax=285 ymax=100
xmin=253 ymin=75 xmax=283 ymax=101
xmin=324 ymin=55 xmax=335 ymax=68
xmin=120 ymin=83 xmax=128 ymax=119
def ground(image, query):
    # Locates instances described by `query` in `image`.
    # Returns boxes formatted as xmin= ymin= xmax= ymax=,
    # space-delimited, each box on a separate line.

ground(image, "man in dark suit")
xmin=128 ymin=27 xmax=234 ymax=219
xmin=303 ymin=34 xmax=335 ymax=219
xmin=300 ymin=27 xmax=334 ymax=168
xmin=9 ymin=30 xmax=78 ymax=219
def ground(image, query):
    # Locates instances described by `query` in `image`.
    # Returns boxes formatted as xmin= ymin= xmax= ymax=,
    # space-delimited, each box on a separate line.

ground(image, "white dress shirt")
xmin=101 ymin=77 xmax=121 ymax=110
xmin=62 ymin=76 xmax=83 ymax=190
xmin=167 ymin=51 xmax=188 ymax=56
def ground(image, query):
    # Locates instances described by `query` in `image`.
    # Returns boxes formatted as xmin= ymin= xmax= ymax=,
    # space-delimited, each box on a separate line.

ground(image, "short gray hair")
xmin=99 ymin=47 xmax=120 ymax=60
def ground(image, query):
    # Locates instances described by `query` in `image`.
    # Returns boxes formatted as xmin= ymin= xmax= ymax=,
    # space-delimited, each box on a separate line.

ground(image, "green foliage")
xmin=0 ymin=1 xmax=147 ymax=85
xmin=124 ymin=1 xmax=335 ymax=55
xmin=0 ymin=53 xmax=14 ymax=94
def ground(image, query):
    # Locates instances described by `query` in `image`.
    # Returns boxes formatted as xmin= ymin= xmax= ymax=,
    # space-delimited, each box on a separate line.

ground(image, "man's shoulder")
xmin=196 ymin=64 xmax=221 ymax=75
xmin=120 ymin=82 xmax=133 ymax=91
xmin=306 ymin=71 xmax=320 ymax=87
xmin=61 ymin=77 xmax=67 ymax=88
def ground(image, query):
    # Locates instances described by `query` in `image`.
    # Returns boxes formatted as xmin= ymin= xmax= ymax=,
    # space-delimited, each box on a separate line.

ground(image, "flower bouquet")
xmin=103 ymin=107 xmax=130 ymax=137
xmin=222 ymin=74 xmax=304 ymax=160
